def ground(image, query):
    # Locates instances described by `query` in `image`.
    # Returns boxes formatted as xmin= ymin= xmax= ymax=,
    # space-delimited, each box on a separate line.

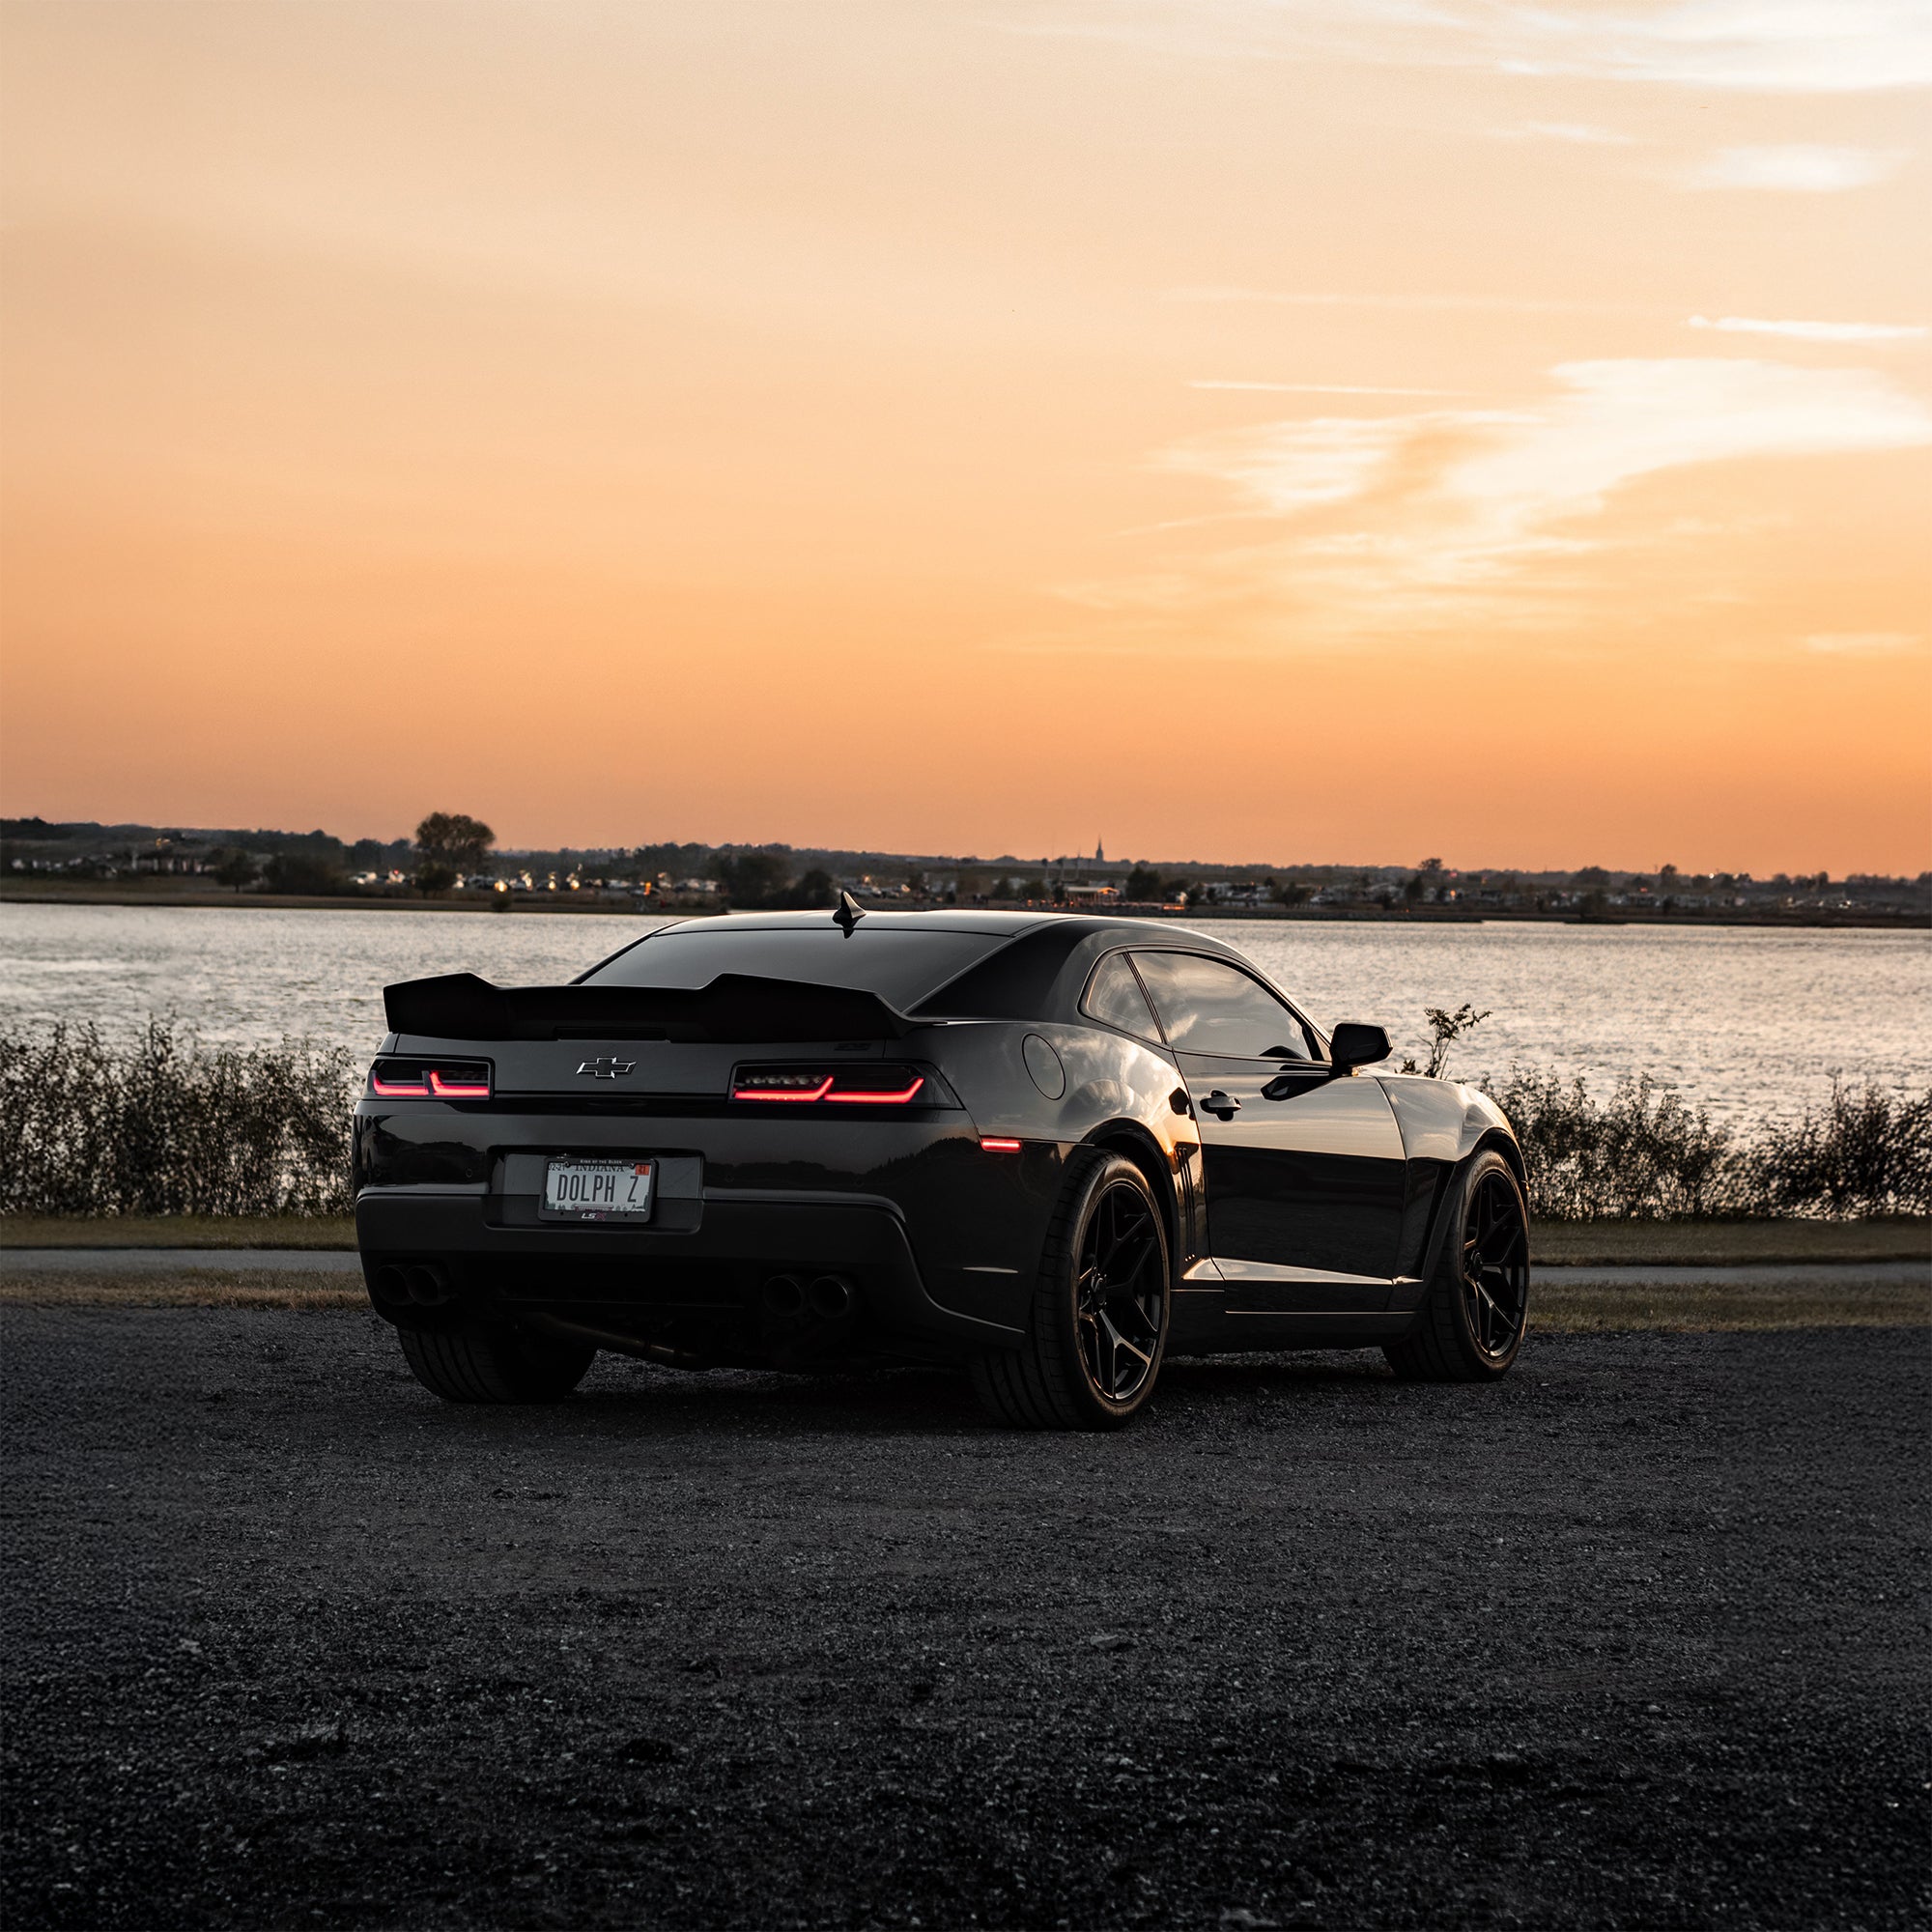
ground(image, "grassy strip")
xmin=3 ymin=1214 xmax=1927 ymax=1264
xmin=0 ymin=1267 xmax=363 ymax=1310
xmin=1532 ymin=1217 xmax=1930 ymax=1266
xmin=1534 ymin=1275 xmax=1930 ymax=1333
xmin=0 ymin=1215 xmax=357 ymax=1249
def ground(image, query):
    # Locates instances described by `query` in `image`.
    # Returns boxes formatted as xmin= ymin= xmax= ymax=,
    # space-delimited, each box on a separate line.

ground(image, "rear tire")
xmin=397 ymin=1321 xmax=596 ymax=1404
xmin=1383 ymin=1149 xmax=1529 ymax=1382
xmin=971 ymin=1149 xmax=1170 ymax=1431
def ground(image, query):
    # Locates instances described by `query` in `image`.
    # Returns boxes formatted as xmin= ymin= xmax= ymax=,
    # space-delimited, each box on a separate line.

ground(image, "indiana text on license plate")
xmin=543 ymin=1157 xmax=654 ymax=1221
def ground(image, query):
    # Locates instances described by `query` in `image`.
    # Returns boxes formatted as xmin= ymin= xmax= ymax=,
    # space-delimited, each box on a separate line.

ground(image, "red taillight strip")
xmin=733 ymin=1076 xmax=836 ymax=1103
xmin=428 ymin=1069 xmax=491 ymax=1098
xmin=370 ymin=1074 xmax=430 ymax=1097
xmin=823 ymin=1076 xmax=925 ymax=1105
xmin=980 ymin=1137 xmax=1023 ymax=1152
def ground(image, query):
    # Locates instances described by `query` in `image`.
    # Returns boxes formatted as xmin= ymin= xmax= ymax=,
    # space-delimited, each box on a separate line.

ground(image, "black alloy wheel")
xmin=971 ymin=1149 xmax=1172 ymax=1430
xmin=1074 ymin=1178 xmax=1165 ymax=1404
xmin=1462 ymin=1165 xmax=1529 ymax=1360
xmin=1383 ymin=1148 xmax=1529 ymax=1381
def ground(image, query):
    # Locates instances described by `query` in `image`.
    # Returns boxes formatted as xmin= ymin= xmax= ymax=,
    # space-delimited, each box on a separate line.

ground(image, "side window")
xmin=1131 ymin=952 xmax=1314 ymax=1060
xmin=1080 ymin=952 xmax=1164 ymax=1044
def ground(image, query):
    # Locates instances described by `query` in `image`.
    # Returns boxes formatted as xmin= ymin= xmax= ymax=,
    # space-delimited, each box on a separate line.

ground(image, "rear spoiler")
xmin=382 ymin=971 xmax=914 ymax=1043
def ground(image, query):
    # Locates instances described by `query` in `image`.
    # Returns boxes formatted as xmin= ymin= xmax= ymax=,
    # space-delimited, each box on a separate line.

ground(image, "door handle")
xmin=1200 ymin=1090 xmax=1241 ymax=1120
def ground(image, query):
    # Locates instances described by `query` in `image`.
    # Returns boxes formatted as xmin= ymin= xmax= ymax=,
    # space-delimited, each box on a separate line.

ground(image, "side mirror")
xmin=1328 ymin=1022 xmax=1392 ymax=1073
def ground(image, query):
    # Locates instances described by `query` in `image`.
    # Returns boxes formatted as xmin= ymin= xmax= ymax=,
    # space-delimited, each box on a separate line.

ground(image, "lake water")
xmin=1 ymin=904 xmax=1925 ymax=1123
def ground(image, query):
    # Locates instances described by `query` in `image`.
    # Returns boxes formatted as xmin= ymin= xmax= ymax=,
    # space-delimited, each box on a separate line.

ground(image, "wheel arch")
xmin=1412 ymin=1135 xmax=1526 ymax=1303
xmin=1476 ymin=1126 xmax=1528 ymax=1196
xmin=1080 ymin=1121 xmax=1182 ymax=1283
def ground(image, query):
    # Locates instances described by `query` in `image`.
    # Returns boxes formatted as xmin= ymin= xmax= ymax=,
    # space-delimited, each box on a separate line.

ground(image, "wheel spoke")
xmin=1487 ymin=1221 xmax=1524 ymax=1266
xmin=1099 ymin=1310 xmax=1151 ymax=1381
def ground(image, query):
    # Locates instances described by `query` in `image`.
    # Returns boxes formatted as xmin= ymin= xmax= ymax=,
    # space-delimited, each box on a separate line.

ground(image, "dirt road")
xmin=2 ymin=1311 xmax=1925 ymax=1929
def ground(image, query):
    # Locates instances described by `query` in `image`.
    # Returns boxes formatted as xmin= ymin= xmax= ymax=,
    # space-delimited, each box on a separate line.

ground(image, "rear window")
xmin=582 ymin=926 xmax=1011 ymax=1009
xmin=1081 ymin=952 xmax=1164 ymax=1044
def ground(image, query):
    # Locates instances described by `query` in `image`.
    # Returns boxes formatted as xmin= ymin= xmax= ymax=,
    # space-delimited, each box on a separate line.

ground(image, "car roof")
xmin=648 ymin=909 xmax=1238 ymax=949
xmin=648 ymin=909 xmax=1055 ymax=937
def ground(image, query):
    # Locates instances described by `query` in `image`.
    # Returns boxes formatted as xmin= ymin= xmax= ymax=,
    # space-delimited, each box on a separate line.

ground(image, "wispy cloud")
xmin=1690 ymin=315 xmax=1928 ymax=343
xmin=1016 ymin=2 xmax=1932 ymax=93
xmin=1493 ymin=0 xmax=1932 ymax=92
xmin=1062 ymin=359 xmax=1932 ymax=643
xmin=1687 ymin=144 xmax=1906 ymax=191
xmin=1804 ymin=631 xmax=1923 ymax=654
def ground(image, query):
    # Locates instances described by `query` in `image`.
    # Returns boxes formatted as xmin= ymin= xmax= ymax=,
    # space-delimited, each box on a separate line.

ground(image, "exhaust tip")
xmin=762 ymin=1273 xmax=807 ymax=1319
xmin=405 ymin=1264 xmax=451 ymax=1307
xmin=372 ymin=1264 xmax=411 ymax=1305
xmin=808 ymin=1274 xmax=855 ymax=1321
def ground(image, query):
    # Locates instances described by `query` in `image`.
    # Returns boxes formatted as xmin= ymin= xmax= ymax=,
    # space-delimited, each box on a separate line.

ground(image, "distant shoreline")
xmin=3 ymin=884 xmax=1925 ymax=930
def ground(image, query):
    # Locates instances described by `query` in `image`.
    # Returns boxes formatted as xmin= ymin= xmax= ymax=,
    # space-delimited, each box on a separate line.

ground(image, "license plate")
xmin=541 ymin=1156 xmax=655 ymax=1222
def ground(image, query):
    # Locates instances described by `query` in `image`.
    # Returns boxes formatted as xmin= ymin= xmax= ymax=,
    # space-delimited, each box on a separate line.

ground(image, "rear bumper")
xmin=355 ymin=1186 xmax=1024 ymax=1361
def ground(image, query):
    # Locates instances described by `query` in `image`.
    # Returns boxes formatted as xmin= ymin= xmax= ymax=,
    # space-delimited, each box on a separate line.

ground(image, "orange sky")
xmin=2 ymin=2 xmax=1928 ymax=872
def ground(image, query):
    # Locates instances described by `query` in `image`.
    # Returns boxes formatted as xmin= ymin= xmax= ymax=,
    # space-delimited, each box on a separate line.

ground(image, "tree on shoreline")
xmin=414 ymin=811 xmax=495 ymax=895
xmin=212 ymin=848 xmax=258 ymax=894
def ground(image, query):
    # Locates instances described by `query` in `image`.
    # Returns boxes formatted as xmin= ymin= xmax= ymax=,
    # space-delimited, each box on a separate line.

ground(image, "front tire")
xmin=971 ymin=1150 xmax=1171 ymax=1431
xmin=1383 ymin=1149 xmax=1529 ymax=1382
xmin=397 ymin=1321 xmax=596 ymax=1404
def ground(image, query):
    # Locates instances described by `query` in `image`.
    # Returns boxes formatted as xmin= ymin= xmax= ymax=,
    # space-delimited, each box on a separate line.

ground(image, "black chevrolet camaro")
xmin=356 ymin=904 xmax=1530 ymax=1428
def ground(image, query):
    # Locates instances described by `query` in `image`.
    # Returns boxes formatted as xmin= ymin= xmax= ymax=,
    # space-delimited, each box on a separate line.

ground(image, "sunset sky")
xmin=3 ymin=1 xmax=1928 ymax=873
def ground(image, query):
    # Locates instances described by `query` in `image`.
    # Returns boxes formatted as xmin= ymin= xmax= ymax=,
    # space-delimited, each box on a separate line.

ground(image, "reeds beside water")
xmin=1481 ymin=1067 xmax=1931 ymax=1221
xmin=0 ymin=1020 xmax=1924 ymax=1223
xmin=0 ymin=1021 xmax=354 ymax=1216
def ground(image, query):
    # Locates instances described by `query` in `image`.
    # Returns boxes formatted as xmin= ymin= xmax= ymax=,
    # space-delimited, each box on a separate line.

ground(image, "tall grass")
xmin=1481 ymin=1067 xmax=1931 ymax=1221
xmin=0 ymin=1021 xmax=355 ymax=1217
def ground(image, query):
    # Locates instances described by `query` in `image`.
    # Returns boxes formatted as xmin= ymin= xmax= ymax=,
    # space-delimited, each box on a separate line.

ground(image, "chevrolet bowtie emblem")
xmin=576 ymin=1058 xmax=637 ymax=1078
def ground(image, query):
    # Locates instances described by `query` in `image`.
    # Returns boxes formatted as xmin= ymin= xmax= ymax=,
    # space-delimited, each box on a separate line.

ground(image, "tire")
xmin=971 ymin=1149 xmax=1171 ymax=1431
xmin=397 ymin=1321 xmax=597 ymax=1404
xmin=1383 ymin=1148 xmax=1529 ymax=1382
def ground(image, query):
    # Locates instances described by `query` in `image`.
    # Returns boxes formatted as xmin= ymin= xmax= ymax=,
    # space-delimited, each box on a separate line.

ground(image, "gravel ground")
xmin=1 ymin=1313 xmax=1926 ymax=1931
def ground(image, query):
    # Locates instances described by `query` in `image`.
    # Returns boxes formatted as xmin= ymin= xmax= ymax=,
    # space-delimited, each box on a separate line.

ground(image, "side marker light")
xmin=980 ymin=1137 xmax=1023 ymax=1152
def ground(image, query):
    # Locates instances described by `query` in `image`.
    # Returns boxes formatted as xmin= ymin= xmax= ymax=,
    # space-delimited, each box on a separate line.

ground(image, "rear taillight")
xmin=369 ymin=1058 xmax=492 ymax=1100
xmin=731 ymin=1064 xmax=940 ymax=1107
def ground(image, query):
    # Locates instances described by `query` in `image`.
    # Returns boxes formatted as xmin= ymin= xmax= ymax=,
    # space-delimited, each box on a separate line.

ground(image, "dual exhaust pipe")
xmin=372 ymin=1262 xmax=453 ymax=1308
xmin=760 ymin=1272 xmax=856 ymax=1321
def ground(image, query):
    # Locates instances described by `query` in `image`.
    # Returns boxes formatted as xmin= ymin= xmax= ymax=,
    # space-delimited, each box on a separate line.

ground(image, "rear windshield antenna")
xmin=834 ymin=890 xmax=867 ymax=935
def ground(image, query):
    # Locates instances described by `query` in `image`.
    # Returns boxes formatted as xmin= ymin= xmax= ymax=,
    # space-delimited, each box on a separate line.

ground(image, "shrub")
xmin=262 ymin=852 xmax=345 ymax=895
xmin=1739 ymin=1078 xmax=1932 ymax=1219
xmin=1480 ymin=1067 xmax=1736 ymax=1219
xmin=0 ymin=1021 xmax=355 ymax=1217
xmin=1481 ymin=1065 xmax=1932 ymax=1221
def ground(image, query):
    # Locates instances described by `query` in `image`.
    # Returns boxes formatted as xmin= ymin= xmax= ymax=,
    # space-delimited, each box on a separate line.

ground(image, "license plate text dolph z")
xmin=542 ymin=1157 xmax=655 ymax=1221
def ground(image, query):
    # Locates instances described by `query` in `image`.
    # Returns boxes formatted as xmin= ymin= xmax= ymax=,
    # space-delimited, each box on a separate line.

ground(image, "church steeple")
xmin=1095 ymin=838 xmax=1104 ymax=864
